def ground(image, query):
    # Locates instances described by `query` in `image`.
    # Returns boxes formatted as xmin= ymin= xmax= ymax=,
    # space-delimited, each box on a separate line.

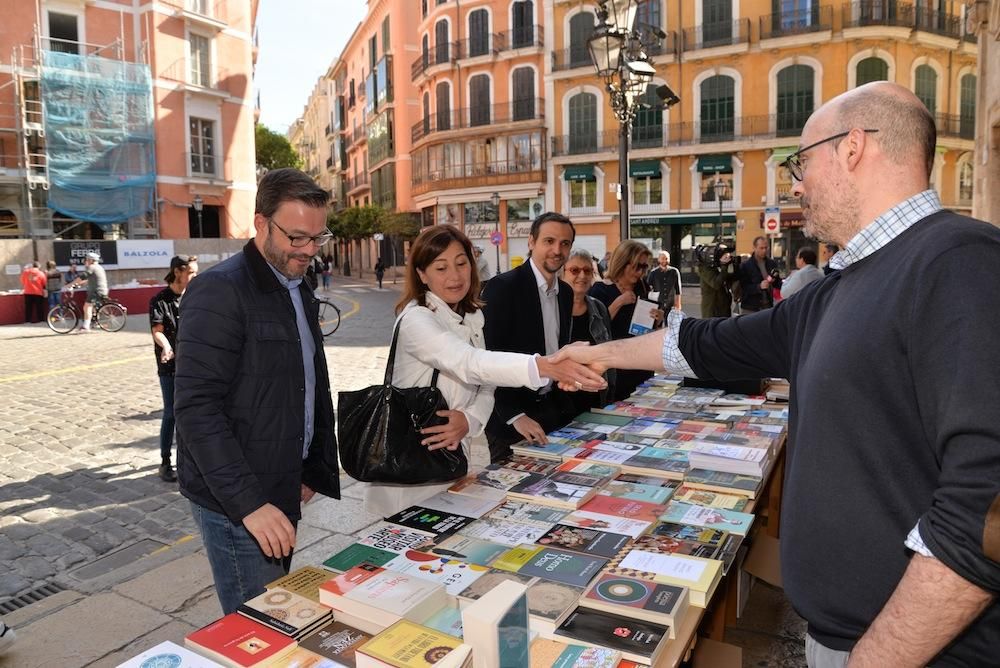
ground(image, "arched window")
xmin=855 ymin=57 xmax=888 ymax=86
xmin=632 ymin=84 xmax=662 ymax=147
xmin=468 ymin=9 xmax=489 ymax=57
xmin=512 ymin=0 xmax=534 ymax=47
xmin=435 ymin=20 xmax=450 ymax=64
xmin=776 ymin=64 xmax=814 ymax=135
xmin=959 ymin=160 xmax=973 ymax=203
xmin=512 ymin=67 xmax=535 ymax=121
xmin=436 ymin=81 xmax=451 ymax=131
xmin=568 ymin=92 xmax=598 ymax=154
xmin=469 ymin=74 xmax=491 ymax=126
xmin=960 ymin=74 xmax=976 ymax=139
xmin=569 ymin=12 xmax=596 ymax=68
xmin=915 ymin=64 xmax=937 ymax=115
xmin=700 ymin=75 xmax=735 ymax=141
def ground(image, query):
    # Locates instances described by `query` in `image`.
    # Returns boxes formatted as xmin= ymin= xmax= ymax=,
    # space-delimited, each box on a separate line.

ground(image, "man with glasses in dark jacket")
xmin=175 ymin=169 xmax=341 ymax=614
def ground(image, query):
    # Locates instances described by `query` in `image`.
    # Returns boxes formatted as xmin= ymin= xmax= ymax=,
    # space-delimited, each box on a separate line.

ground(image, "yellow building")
xmin=965 ymin=0 xmax=999 ymax=223
xmin=546 ymin=0 xmax=978 ymax=279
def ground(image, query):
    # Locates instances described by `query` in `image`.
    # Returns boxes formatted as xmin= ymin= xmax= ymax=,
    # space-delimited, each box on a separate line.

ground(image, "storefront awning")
xmin=563 ymin=165 xmax=595 ymax=181
xmin=631 ymin=213 xmax=737 ymax=226
xmin=697 ymin=154 xmax=732 ymax=173
xmin=629 ymin=160 xmax=661 ymax=178
xmin=770 ymin=146 xmax=798 ymax=164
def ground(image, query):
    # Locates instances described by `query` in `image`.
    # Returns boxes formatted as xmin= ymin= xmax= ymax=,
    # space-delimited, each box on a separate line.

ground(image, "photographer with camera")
xmin=738 ymin=236 xmax=782 ymax=313
xmin=696 ymin=241 xmax=741 ymax=318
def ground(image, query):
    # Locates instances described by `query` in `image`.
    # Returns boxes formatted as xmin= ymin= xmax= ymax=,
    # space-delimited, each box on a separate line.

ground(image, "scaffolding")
xmin=0 ymin=32 xmax=158 ymax=239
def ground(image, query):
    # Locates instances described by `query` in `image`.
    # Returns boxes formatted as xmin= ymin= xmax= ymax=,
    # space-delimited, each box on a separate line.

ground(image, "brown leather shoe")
xmin=158 ymin=463 xmax=177 ymax=482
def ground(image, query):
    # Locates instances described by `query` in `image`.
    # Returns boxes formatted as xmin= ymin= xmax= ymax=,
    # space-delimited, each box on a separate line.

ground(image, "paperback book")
xmin=237 ymin=586 xmax=332 ymax=638
xmin=485 ymin=500 xmax=568 ymax=528
xmin=384 ymin=506 xmax=475 ymax=536
xmin=417 ymin=491 xmax=503 ymax=519
xmin=427 ymin=534 xmax=509 ymax=566
xmin=671 ymin=485 xmax=749 ymax=511
xmin=658 ymin=501 xmax=754 ymax=537
xmin=580 ymin=572 xmax=689 ymax=637
xmin=296 ymin=620 xmax=372 ymax=666
xmin=630 ymin=533 xmax=722 ymax=560
xmin=475 ymin=468 xmax=545 ymax=492
xmin=384 ymin=550 xmax=489 ymax=595
xmin=493 ymin=544 xmax=607 ymax=587
xmin=264 ymin=565 xmax=335 ymax=603
xmin=578 ymin=495 xmax=668 ymax=523
xmin=510 ymin=440 xmax=572 ymax=459
xmin=324 ymin=543 xmax=398 ymax=573
xmin=554 ymin=608 xmax=669 ymax=666
xmin=599 ymin=480 xmax=674 ymax=505
xmin=683 ymin=468 xmax=763 ymax=499
xmin=354 ymin=620 xmax=462 ymax=668
xmin=448 ymin=475 xmax=508 ymax=502
xmin=461 ymin=580 xmax=530 ymax=668
xmin=116 ymin=641 xmax=224 ymax=668
xmin=535 ymin=524 xmax=630 ymax=558
xmin=357 ymin=524 xmax=436 ymax=554
xmin=507 ymin=476 xmax=598 ymax=510
xmin=619 ymin=447 xmax=689 ymax=479
xmin=491 ymin=454 xmax=562 ymax=475
xmin=558 ymin=510 xmax=652 ymax=539
xmin=608 ymin=550 xmax=722 ymax=608
xmin=458 ymin=517 xmax=552 ymax=547
xmin=185 ymin=613 xmax=298 ymax=668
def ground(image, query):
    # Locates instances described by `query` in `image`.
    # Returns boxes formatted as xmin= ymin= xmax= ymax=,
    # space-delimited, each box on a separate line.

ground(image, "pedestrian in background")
xmin=19 ymin=261 xmax=47 ymax=323
xmin=45 ymin=260 xmax=62 ymax=311
xmin=588 ymin=240 xmax=661 ymax=401
xmin=647 ymin=250 xmax=682 ymax=315
xmin=65 ymin=252 xmax=108 ymax=332
xmin=64 ymin=262 xmax=79 ymax=284
xmin=780 ymin=247 xmax=823 ymax=299
xmin=175 ymin=168 xmax=341 ymax=615
xmin=149 ymin=255 xmax=199 ymax=483
xmin=738 ymin=236 xmax=782 ymax=312
xmin=321 ymin=253 xmax=332 ymax=289
xmin=374 ymin=256 xmax=385 ymax=289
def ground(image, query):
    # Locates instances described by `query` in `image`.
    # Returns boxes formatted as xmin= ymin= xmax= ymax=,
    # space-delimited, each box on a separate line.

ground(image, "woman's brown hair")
xmin=605 ymin=239 xmax=652 ymax=283
xmin=395 ymin=225 xmax=483 ymax=316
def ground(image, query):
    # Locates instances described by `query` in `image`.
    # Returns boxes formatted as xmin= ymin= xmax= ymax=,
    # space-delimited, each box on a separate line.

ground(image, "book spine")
xmin=236 ymin=606 xmax=297 ymax=636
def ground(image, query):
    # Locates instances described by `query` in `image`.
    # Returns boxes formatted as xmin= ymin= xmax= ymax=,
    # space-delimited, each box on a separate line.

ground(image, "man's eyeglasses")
xmin=781 ymin=129 xmax=879 ymax=182
xmin=269 ymin=218 xmax=333 ymax=248
xmin=565 ymin=266 xmax=594 ymax=276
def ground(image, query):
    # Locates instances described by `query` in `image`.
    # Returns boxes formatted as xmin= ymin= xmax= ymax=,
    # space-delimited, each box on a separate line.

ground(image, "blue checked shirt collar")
xmin=828 ymin=190 xmax=942 ymax=271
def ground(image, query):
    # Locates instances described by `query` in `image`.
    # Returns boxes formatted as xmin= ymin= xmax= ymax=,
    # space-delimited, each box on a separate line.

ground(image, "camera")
xmin=695 ymin=240 xmax=739 ymax=271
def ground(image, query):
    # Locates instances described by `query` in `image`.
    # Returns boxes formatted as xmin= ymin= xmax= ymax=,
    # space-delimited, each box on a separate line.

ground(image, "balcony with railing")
xmin=552 ymin=130 xmax=620 ymax=157
xmin=682 ymin=18 xmax=751 ymax=51
xmin=326 ymin=156 xmax=334 ymax=169
xmin=495 ymin=25 xmax=545 ymax=51
xmin=411 ymin=42 xmax=457 ymax=81
xmin=160 ymin=58 xmax=234 ymax=96
xmin=935 ymin=113 xmax=976 ymax=140
xmin=912 ymin=6 xmax=962 ymax=37
xmin=412 ymin=159 xmax=546 ymax=195
xmin=760 ymin=5 xmax=833 ymax=40
xmin=353 ymin=125 xmax=367 ymax=144
xmin=162 ymin=0 xmax=227 ymax=29
xmin=643 ymin=31 xmax=680 ymax=57
xmin=552 ymin=46 xmax=596 ymax=72
xmin=841 ymin=1 xmax=964 ymax=38
xmin=411 ymin=98 xmax=545 ymax=143
xmin=344 ymin=172 xmax=370 ymax=194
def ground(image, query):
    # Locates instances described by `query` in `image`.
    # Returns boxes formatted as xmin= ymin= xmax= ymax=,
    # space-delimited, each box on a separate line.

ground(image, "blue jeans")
xmin=158 ymin=375 xmax=175 ymax=462
xmin=189 ymin=501 xmax=292 ymax=615
xmin=47 ymin=291 xmax=59 ymax=310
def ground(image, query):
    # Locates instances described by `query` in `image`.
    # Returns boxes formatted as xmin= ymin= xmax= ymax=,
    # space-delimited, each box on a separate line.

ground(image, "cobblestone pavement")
xmin=0 ymin=276 xmax=400 ymax=604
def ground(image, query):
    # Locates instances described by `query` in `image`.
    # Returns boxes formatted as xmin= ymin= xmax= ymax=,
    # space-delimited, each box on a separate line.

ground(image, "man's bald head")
xmin=826 ymin=82 xmax=936 ymax=180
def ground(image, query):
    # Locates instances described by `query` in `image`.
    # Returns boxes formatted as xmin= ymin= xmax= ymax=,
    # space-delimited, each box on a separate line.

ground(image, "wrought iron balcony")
xmin=411 ymin=98 xmax=545 ymax=143
xmin=682 ymin=18 xmax=751 ymax=51
xmin=760 ymin=5 xmax=833 ymax=40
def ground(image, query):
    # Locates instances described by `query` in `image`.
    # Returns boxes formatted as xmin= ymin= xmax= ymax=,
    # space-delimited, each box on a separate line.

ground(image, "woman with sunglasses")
xmin=563 ymin=249 xmax=615 ymax=411
xmin=588 ymin=240 xmax=662 ymax=401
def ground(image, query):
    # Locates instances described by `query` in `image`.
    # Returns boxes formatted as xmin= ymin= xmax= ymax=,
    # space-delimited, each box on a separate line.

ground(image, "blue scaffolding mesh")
xmin=40 ymin=50 xmax=156 ymax=225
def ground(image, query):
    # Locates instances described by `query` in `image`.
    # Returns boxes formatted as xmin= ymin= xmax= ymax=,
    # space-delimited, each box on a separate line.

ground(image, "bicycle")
xmin=47 ymin=288 xmax=128 ymax=334
xmin=316 ymin=298 xmax=341 ymax=338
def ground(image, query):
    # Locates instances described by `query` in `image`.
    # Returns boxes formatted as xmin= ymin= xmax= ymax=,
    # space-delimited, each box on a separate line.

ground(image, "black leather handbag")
xmin=337 ymin=314 xmax=468 ymax=484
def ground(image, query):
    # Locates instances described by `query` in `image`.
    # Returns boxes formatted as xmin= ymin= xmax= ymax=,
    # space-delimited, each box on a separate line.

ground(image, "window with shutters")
xmin=382 ymin=16 xmax=390 ymax=54
xmin=959 ymin=74 xmax=976 ymax=139
xmin=468 ymin=10 xmax=489 ymax=57
xmin=959 ymin=160 xmax=973 ymax=203
xmin=700 ymin=75 xmax=735 ymax=141
xmin=568 ymin=92 xmax=598 ymax=153
xmin=436 ymin=81 xmax=451 ymax=131
xmin=637 ymin=1 xmax=663 ymax=53
xmin=469 ymin=75 xmax=491 ymax=126
xmin=189 ymin=33 xmax=211 ymax=87
xmin=512 ymin=67 xmax=535 ymax=121
xmin=855 ymin=57 xmax=888 ymax=86
xmin=914 ymin=64 xmax=937 ymax=115
xmin=435 ymin=20 xmax=450 ymax=63
xmin=569 ymin=12 xmax=596 ymax=68
xmin=702 ymin=0 xmax=733 ymax=45
xmin=189 ymin=117 xmax=215 ymax=175
xmin=423 ymin=92 xmax=431 ymax=135
xmin=632 ymin=84 xmax=663 ymax=148
xmin=776 ymin=65 xmax=813 ymax=135
xmin=422 ymin=34 xmax=429 ymax=68
xmin=512 ymin=1 xmax=534 ymax=47
xmin=633 ymin=175 xmax=663 ymax=207
xmin=570 ymin=178 xmax=598 ymax=210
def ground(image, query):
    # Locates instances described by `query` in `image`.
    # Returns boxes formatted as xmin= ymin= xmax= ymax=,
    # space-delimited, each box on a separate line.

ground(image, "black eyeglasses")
xmin=781 ymin=129 xmax=879 ymax=182
xmin=635 ymin=262 xmax=649 ymax=272
xmin=269 ymin=218 xmax=333 ymax=248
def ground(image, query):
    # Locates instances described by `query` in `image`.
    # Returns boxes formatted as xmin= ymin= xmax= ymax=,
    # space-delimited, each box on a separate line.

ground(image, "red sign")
xmin=489 ymin=231 xmax=503 ymax=246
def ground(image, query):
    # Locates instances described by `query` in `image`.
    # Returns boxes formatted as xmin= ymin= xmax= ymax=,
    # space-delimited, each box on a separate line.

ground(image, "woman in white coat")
xmin=364 ymin=225 xmax=605 ymax=516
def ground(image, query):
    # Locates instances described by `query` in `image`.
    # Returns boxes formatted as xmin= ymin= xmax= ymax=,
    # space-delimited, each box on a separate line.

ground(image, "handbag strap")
xmin=384 ymin=309 xmax=441 ymax=389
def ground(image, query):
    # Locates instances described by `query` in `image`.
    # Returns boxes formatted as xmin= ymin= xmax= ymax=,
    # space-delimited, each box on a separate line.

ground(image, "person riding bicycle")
xmin=66 ymin=252 xmax=109 ymax=333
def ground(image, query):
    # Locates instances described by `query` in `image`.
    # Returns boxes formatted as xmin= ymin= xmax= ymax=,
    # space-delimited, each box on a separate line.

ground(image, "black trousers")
xmin=24 ymin=294 xmax=46 ymax=323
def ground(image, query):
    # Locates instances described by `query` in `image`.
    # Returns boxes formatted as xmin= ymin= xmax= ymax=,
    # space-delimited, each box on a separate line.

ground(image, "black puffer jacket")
xmin=175 ymin=240 xmax=340 ymax=522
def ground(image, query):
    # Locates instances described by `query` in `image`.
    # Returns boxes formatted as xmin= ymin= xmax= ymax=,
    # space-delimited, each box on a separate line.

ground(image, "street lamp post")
xmin=490 ymin=191 xmax=501 ymax=276
xmin=713 ymin=176 xmax=727 ymax=241
xmin=192 ymin=194 xmax=204 ymax=239
xmin=588 ymin=0 xmax=679 ymax=243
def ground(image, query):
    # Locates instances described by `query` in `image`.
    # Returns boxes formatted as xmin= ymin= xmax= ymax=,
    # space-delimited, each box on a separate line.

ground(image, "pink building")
xmin=0 ymin=0 xmax=259 ymax=241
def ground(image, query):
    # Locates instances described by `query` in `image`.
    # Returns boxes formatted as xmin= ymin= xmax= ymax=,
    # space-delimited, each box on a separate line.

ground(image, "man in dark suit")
xmin=738 ymin=235 xmax=782 ymax=312
xmin=482 ymin=212 xmax=576 ymax=463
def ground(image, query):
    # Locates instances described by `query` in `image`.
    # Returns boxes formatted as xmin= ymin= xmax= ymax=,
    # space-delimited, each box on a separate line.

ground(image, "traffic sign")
xmin=373 ymin=232 xmax=385 ymax=241
xmin=489 ymin=230 xmax=503 ymax=246
xmin=764 ymin=207 xmax=781 ymax=235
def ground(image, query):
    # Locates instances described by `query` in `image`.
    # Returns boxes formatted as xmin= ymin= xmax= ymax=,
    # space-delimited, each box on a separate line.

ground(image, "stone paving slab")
xmin=112 ymin=552 xmax=216 ymax=614
xmin=88 ymin=620 xmax=200 ymax=668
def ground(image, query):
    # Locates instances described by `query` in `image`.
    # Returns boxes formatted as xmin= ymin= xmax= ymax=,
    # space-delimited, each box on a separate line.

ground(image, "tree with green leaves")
xmin=255 ymin=124 xmax=302 ymax=173
xmin=329 ymin=205 xmax=384 ymax=277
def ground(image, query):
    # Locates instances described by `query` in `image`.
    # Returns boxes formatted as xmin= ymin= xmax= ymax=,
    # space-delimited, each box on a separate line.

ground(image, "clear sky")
xmin=254 ymin=0 xmax=367 ymax=134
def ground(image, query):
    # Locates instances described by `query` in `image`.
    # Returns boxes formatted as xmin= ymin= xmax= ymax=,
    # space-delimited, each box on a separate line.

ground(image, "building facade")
xmin=297 ymin=0 xmax=978 ymax=279
xmin=547 ymin=0 xmax=978 ymax=280
xmin=0 ymin=0 xmax=259 ymax=241
xmin=966 ymin=0 xmax=999 ymax=224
